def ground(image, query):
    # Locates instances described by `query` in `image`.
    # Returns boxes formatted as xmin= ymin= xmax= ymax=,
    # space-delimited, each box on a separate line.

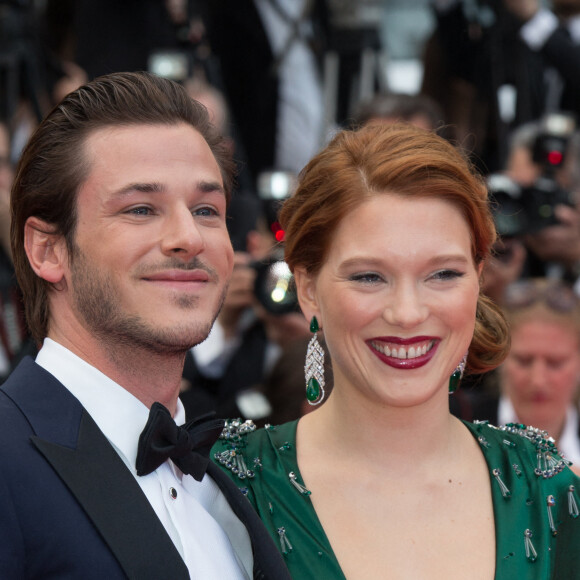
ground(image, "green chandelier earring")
xmin=305 ymin=316 xmax=325 ymax=405
xmin=449 ymin=352 xmax=468 ymax=394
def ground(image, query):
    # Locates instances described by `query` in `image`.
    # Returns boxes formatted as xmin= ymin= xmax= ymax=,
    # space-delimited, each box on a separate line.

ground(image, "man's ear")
xmin=24 ymin=217 xmax=68 ymax=286
xmin=294 ymin=267 xmax=319 ymax=323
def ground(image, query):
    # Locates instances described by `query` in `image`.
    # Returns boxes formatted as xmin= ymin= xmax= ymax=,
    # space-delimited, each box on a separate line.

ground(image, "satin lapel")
xmin=207 ymin=462 xmax=291 ymax=580
xmin=32 ymin=409 xmax=189 ymax=580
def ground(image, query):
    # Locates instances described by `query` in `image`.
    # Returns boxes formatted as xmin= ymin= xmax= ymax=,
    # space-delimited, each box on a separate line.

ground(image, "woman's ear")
xmin=294 ymin=267 xmax=319 ymax=322
xmin=24 ymin=217 xmax=68 ymax=287
xmin=478 ymin=260 xmax=484 ymax=278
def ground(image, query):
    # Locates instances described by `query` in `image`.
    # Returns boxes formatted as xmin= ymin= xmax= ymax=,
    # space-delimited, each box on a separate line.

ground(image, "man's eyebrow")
xmin=112 ymin=180 xmax=225 ymax=197
xmin=113 ymin=182 xmax=164 ymax=197
xmin=199 ymin=180 xmax=225 ymax=195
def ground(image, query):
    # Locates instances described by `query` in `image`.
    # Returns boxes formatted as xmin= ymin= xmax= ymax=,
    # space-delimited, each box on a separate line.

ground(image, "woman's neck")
xmin=299 ymin=384 xmax=465 ymax=478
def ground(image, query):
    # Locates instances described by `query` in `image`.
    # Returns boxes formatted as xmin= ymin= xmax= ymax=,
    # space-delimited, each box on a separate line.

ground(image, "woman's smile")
xmin=368 ymin=338 xmax=438 ymax=368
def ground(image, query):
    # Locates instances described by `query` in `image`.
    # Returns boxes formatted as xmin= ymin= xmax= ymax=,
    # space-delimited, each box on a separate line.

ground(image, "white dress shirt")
xmin=36 ymin=338 xmax=252 ymax=579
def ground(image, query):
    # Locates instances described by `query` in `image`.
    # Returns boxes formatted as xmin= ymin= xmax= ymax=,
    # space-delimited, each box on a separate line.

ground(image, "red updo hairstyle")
xmin=279 ymin=123 xmax=509 ymax=373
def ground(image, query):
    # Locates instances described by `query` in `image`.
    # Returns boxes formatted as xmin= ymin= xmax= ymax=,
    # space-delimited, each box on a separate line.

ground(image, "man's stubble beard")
xmin=69 ymin=246 xmax=228 ymax=356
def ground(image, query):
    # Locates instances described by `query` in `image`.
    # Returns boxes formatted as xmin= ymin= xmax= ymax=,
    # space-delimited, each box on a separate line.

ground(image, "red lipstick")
xmin=367 ymin=337 xmax=439 ymax=370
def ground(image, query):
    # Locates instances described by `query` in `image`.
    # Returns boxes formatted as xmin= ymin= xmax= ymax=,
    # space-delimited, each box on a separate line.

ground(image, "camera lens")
xmin=253 ymin=258 xmax=299 ymax=315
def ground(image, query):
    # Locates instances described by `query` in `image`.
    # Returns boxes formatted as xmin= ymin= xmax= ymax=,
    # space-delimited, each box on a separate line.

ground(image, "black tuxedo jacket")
xmin=0 ymin=357 xmax=290 ymax=579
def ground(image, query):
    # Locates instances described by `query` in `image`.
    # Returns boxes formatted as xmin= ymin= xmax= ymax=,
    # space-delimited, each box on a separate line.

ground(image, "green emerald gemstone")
xmin=448 ymin=370 xmax=461 ymax=394
xmin=306 ymin=377 xmax=320 ymax=402
xmin=310 ymin=316 xmax=319 ymax=333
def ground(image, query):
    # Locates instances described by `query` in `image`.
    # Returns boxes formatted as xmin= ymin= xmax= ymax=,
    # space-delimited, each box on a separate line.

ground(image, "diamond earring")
xmin=305 ymin=316 xmax=325 ymax=405
xmin=449 ymin=352 xmax=467 ymax=394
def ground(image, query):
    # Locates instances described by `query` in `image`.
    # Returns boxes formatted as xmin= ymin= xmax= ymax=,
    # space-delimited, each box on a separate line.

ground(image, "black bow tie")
xmin=135 ymin=402 xmax=225 ymax=481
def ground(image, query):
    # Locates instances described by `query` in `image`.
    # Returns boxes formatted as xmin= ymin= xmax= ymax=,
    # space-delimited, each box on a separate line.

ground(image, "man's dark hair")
xmin=11 ymin=71 xmax=235 ymax=343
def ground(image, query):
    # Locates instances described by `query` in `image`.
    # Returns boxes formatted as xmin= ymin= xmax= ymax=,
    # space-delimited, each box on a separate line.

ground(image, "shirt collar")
xmin=35 ymin=338 xmax=186 ymax=473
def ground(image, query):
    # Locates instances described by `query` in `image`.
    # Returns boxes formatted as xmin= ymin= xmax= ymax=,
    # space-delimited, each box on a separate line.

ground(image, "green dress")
xmin=212 ymin=419 xmax=580 ymax=579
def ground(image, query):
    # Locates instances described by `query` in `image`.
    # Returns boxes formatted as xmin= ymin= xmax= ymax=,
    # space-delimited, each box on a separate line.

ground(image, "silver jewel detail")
xmin=214 ymin=419 xmax=257 ymax=480
xmin=569 ymin=485 xmax=579 ymax=518
xmin=524 ymin=529 xmax=538 ymax=563
xmin=289 ymin=471 xmax=311 ymax=496
xmin=219 ymin=418 xmax=256 ymax=441
xmin=492 ymin=468 xmax=511 ymax=498
xmin=546 ymin=495 xmax=557 ymax=536
xmin=214 ymin=448 xmax=255 ymax=480
xmin=499 ymin=423 xmax=567 ymax=479
xmin=277 ymin=527 xmax=293 ymax=554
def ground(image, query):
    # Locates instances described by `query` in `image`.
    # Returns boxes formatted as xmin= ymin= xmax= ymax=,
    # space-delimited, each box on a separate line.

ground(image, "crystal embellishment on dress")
xmin=569 ymin=485 xmax=579 ymax=518
xmin=546 ymin=495 xmax=557 ymax=536
xmin=219 ymin=418 xmax=257 ymax=441
xmin=278 ymin=527 xmax=293 ymax=555
xmin=499 ymin=423 xmax=568 ymax=479
xmin=214 ymin=419 xmax=258 ymax=480
xmin=492 ymin=468 xmax=511 ymax=498
xmin=214 ymin=447 xmax=255 ymax=480
xmin=524 ymin=529 xmax=538 ymax=563
xmin=289 ymin=471 xmax=311 ymax=496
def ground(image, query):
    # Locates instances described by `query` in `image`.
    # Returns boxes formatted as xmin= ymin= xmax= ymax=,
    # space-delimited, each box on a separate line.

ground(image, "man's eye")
xmin=128 ymin=206 xmax=152 ymax=216
xmin=194 ymin=207 xmax=219 ymax=217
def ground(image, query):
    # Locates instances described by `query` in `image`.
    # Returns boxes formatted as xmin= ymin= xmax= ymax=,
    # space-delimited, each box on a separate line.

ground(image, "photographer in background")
xmin=493 ymin=114 xmax=580 ymax=285
xmin=423 ymin=0 xmax=580 ymax=173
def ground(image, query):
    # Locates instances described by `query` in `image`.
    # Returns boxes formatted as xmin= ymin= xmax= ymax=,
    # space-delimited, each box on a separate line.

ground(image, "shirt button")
xmin=169 ymin=487 xmax=178 ymax=500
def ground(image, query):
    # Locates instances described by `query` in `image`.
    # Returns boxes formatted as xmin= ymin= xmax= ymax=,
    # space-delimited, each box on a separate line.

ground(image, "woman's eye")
xmin=431 ymin=269 xmax=464 ymax=281
xmin=349 ymin=272 xmax=383 ymax=284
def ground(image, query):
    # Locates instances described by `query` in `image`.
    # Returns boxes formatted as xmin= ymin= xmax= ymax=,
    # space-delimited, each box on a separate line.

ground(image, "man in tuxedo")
xmin=0 ymin=71 xmax=290 ymax=579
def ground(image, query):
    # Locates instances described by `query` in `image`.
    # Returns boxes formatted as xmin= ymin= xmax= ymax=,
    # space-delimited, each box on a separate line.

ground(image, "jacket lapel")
xmin=207 ymin=462 xmax=291 ymax=580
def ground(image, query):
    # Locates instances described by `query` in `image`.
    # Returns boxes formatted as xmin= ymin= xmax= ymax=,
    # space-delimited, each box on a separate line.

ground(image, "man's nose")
xmin=160 ymin=207 xmax=204 ymax=257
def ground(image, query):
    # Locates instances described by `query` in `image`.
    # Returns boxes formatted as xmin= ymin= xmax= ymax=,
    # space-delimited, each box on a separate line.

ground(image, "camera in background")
xmin=253 ymin=170 xmax=299 ymax=316
xmin=488 ymin=113 xmax=577 ymax=237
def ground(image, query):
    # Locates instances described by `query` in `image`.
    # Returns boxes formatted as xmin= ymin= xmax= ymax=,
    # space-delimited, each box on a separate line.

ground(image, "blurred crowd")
xmin=2 ymin=0 xmax=580 ymax=450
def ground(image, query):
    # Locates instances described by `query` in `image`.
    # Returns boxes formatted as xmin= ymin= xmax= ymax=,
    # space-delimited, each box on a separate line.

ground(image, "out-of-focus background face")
xmin=502 ymin=315 xmax=580 ymax=433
